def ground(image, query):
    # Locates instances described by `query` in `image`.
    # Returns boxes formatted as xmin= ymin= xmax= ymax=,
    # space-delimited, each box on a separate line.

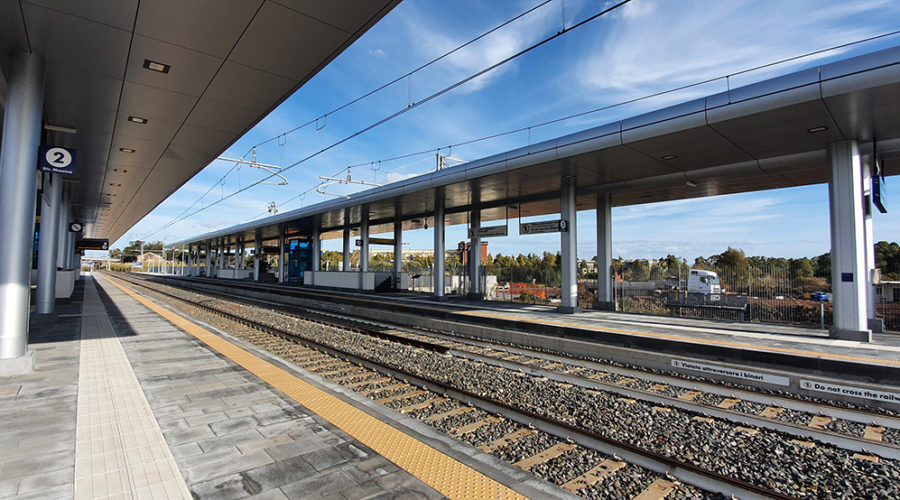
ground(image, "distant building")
xmin=876 ymin=282 xmax=900 ymax=303
xmin=138 ymin=253 xmax=163 ymax=265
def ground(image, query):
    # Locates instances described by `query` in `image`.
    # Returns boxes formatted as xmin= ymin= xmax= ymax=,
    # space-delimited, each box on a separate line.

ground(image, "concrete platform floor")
xmin=0 ymin=275 xmax=559 ymax=499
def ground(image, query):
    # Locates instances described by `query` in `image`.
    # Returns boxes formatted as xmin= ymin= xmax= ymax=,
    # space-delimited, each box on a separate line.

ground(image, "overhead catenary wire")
xmin=142 ymin=13 xmax=900 ymax=241
xmin=139 ymin=0 xmax=555 ymax=240
xmin=346 ymin=27 xmax=900 ymax=172
xmin=139 ymin=0 xmax=632 ymax=240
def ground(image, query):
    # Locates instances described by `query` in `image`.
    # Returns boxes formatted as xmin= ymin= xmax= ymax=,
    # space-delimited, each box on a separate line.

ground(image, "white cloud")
xmin=575 ymin=0 xmax=900 ymax=100
xmin=396 ymin=1 xmax=557 ymax=94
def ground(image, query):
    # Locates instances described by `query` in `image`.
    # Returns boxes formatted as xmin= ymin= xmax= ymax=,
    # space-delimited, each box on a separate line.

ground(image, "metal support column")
xmin=65 ymin=199 xmax=74 ymax=270
xmin=558 ymin=174 xmax=579 ymax=313
xmin=254 ymin=230 xmax=262 ymax=281
xmin=342 ymin=208 xmax=351 ymax=271
xmin=36 ymin=174 xmax=62 ymax=314
xmin=205 ymin=240 xmax=212 ymax=277
xmin=0 ymin=51 xmax=44 ymax=366
xmin=862 ymin=162 xmax=882 ymax=332
xmin=828 ymin=140 xmax=871 ymax=341
xmin=312 ymin=222 xmax=321 ymax=272
xmin=433 ymin=187 xmax=445 ymax=300
xmin=359 ymin=206 xmax=369 ymax=286
xmin=468 ymin=208 xmax=482 ymax=299
xmin=594 ymin=192 xmax=614 ymax=310
xmin=216 ymin=239 xmax=223 ymax=272
xmin=161 ymin=242 xmax=166 ymax=274
xmin=56 ymin=186 xmax=69 ymax=269
xmin=393 ymin=218 xmax=402 ymax=288
xmin=278 ymin=226 xmax=285 ymax=283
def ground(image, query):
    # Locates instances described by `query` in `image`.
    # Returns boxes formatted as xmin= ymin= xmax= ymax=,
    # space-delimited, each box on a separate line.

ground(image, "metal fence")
xmin=576 ymin=263 xmax=899 ymax=332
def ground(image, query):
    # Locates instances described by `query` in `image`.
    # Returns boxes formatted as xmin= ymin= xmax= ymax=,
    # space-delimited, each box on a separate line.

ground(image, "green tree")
xmin=631 ymin=259 xmax=650 ymax=281
xmin=812 ymin=252 xmax=831 ymax=282
xmin=875 ymin=241 xmax=900 ymax=280
xmin=789 ymin=257 xmax=814 ymax=278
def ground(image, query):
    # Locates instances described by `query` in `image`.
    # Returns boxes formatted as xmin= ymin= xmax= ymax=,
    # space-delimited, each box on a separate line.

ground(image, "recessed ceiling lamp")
xmin=128 ymin=116 xmax=148 ymax=124
xmin=143 ymin=59 xmax=170 ymax=73
xmin=807 ymin=126 xmax=828 ymax=133
xmin=44 ymin=123 xmax=77 ymax=134
xmin=685 ymin=180 xmax=697 ymax=187
xmin=119 ymin=148 xmax=135 ymax=153
xmin=662 ymin=154 xmax=678 ymax=160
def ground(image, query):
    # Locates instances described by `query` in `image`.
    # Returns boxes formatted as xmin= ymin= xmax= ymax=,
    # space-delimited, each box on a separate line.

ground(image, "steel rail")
xmin=140 ymin=274 xmax=900 ymax=430
xmin=109 ymin=272 xmax=790 ymax=500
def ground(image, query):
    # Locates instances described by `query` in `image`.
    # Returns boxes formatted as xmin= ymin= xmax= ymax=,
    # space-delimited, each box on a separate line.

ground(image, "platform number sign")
xmin=39 ymin=146 xmax=76 ymax=175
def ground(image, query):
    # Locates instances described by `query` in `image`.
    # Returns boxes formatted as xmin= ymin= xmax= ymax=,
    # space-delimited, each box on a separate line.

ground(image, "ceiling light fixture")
xmin=807 ymin=126 xmax=828 ymax=133
xmin=686 ymin=180 xmax=697 ymax=187
xmin=119 ymin=148 xmax=135 ymax=153
xmin=143 ymin=59 xmax=170 ymax=73
xmin=44 ymin=124 xmax=77 ymax=134
xmin=128 ymin=116 xmax=148 ymax=124
xmin=662 ymin=154 xmax=678 ymax=160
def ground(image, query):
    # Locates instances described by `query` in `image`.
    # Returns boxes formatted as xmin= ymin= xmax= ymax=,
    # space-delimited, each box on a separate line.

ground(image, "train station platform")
xmin=155 ymin=276 xmax=900 ymax=404
xmin=0 ymin=275 xmax=561 ymax=499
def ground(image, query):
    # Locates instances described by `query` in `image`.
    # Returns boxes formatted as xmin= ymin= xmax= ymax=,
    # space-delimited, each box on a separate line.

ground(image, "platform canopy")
xmin=0 ymin=0 xmax=399 ymax=242
xmin=175 ymin=45 xmax=900 ymax=248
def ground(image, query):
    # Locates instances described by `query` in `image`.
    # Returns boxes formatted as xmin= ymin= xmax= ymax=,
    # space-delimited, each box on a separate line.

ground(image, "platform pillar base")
xmin=0 ymin=350 xmax=35 ymax=376
xmin=829 ymin=327 xmax=871 ymax=342
xmin=557 ymin=306 xmax=582 ymax=314
xmin=466 ymin=292 xmax=484 ymax=300
xmin=592 ymin=301 xmax=616 ymax=311
xmin=868 ymin=318 xmax=884 ymax=334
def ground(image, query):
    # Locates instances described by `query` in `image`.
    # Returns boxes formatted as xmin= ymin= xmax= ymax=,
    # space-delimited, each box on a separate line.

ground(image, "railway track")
xmin=137 ymin=273 xmax=900 ymax=450
xmin=106 ymin=272 xmax=900 ymax=499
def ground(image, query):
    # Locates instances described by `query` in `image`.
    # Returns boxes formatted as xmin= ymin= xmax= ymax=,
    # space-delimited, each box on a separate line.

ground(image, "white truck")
xmin=687 ymin=270 xmax=721 ymax=294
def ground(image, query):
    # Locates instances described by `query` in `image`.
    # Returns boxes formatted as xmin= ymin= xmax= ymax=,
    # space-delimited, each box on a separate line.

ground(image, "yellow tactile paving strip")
xmin=240 ymin=285 xmax=900 ymax=367
xmin=102 ymin=276 xmax=526 ymax=500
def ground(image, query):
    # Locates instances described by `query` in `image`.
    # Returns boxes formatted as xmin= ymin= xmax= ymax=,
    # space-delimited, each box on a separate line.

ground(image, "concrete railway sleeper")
xmin=108 ymin=273 xmax=899 ymax=498
xmin=135 ymin=274 xmax=900 ymax=448
xmin=107 ymin=275 xmax=705 ymax=499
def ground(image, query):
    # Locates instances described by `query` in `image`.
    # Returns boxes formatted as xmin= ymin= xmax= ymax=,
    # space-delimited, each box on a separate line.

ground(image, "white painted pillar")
xmin=56 ymin=186 xmax=69 ymax=269
xmin=311 ymin=222 xmax=321 ymax=272
xmin=393 ymin=218 xmax=402 ymax=287
xmin=594 ymin=192 xmax=614 ymax=310
xmin=0 ymin=51 xmax=44 ymax=362
xmin=468 ymin=208 xmax=482 ymax=299
xmin=217 ymin=239 xmax=223 ymax=273
xmin=204 ymin=240 xmax=212 ymax=277
xmin=278 ymin=227 xmax=285 ymax=283
xmin=434 ymin=187 xmax=445 ymax=299
xmin=37 ymin=174 xmax=62 ymax=314
xmin=862 ymin=163 xmax=881 ymax=332
xmin=828 ymin=140 xmax=870 ymax=341
xmin=65 ymin=201 xmax=75 ymax=270
xmin=360 ymin=205 xmax=369 ymax=273
xmin=559 ymin=174 xmax=579 ymax=313
xmin=342 ymin=209 xmax=351 ymax=272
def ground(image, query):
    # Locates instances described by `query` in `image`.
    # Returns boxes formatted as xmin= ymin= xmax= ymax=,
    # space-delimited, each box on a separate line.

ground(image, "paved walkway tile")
xmin=96 ymin=276 xmax=447 ymax=499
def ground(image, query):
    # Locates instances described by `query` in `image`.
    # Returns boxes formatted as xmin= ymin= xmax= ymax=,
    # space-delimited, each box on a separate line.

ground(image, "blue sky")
xmin=118 ymin=0 xmax=900 ymax=262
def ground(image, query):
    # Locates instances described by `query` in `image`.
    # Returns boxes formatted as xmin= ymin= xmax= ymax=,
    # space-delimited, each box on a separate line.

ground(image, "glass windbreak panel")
xmin=287 ymin=239 xmax=311 ymax=283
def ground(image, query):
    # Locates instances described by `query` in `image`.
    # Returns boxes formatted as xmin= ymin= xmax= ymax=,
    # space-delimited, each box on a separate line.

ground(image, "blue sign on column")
xmin=38 ymin=146 xmax=76 ymax=175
